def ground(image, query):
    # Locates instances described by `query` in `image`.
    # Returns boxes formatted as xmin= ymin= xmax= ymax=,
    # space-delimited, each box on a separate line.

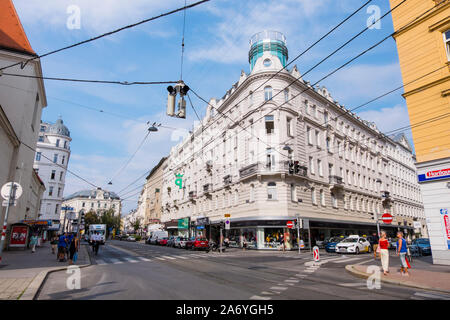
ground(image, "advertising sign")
xmin=418 ymin=168 xmax=450 ymax=182
xmin=178 ymin=218 xmax=189 ymax=229
xmin=441 ymin=209 xmax=450 ymax=250
xmin=9 ymin=225 xmax=28 ymax=247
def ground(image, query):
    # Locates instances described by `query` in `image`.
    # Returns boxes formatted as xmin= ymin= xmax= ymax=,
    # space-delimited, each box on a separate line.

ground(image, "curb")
xmin=345 ymin=264 xmax=450 ymax=294
xmin=20 ymin=244 xmax=92 ymax=300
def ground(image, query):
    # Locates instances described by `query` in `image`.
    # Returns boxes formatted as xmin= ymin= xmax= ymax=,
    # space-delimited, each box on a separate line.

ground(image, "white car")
xmin=335 ymin=235 xmax=371 ymax=254
xmin=127 ymin=236 xmax=136 ymax=242
xmin=174 ymin=237 xmax=189 ymax=248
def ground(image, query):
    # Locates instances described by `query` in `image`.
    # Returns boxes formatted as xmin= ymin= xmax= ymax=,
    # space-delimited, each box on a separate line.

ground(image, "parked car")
xmin=410 ymin=238 xmax=431 ymax=256
xmin=167 ymin=236 xmax=177 ymax=247
xmin=127 ymin=236 xmax=136 ymax=242
xmin=118 ymin=234 xmax=128 ymax=241
xmin=335 ymin=235 xmax=371 ymax=254
xmin=174 ymin=237 xmax=189 ymax=248
xmin=157 ymin=237 xmax=169 ymax=246
xmin=324 ymin=236 xmax=343 ymax=253
xmin=185 ymin=237 xmax=209 ymax=251
xmin=147 ymin=231 xmax=168 ymax=245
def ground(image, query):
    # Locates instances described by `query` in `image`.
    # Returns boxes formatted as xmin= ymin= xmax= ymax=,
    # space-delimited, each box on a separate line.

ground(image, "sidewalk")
xmin=0 ymin=242 xmax=91 ymax=300
xmin=346 ymin=254 xmax=450 ymax=293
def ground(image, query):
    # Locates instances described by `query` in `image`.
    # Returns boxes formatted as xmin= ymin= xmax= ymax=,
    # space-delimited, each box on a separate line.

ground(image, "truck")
xmin=88 ymin=224 xmax=107 ymax=245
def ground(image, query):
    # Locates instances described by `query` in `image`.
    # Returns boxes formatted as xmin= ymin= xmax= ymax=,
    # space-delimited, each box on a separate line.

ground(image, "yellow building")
xmin=390 ymin=0 xmax=450 ymax=265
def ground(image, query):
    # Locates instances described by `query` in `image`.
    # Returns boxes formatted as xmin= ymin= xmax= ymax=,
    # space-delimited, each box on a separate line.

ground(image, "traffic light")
xmin=294 ymin=161 xmax=300 ymax=174
xmin=166 ymin=82 xmax=189 ymax=119
xmin=288 ymin=161 xmax=294 ymax=174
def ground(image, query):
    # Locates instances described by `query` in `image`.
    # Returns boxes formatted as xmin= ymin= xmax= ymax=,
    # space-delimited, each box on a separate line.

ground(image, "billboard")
xmin=9 ymin=225 xmax=28 ymax=247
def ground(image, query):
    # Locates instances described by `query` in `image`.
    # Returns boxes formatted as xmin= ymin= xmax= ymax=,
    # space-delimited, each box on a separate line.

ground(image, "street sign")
xmin=413 ymin=221 xmax=422 ymax=229
xmin=225 ymin=218 xmax=230 ymax=230
xmin=224 ymin=214 xmax=231 ymax=218
xmin=1 ymin=182 xmax=22 ymax=200
xmin=286 ymin=221 xmax=294 ymax=229
xmin=381 ymin=213 xmax=393 ymax=224
xmin=313 ymin=246 xmax=320 ymax=262
xmin=2 ymin=200 xmax=16 ymax=207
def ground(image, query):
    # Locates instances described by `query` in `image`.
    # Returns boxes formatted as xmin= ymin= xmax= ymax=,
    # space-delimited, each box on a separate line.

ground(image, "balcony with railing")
xmin=329 ymin=175 xmax=344 ymax=191
xmin=203 ymin=183 xmax=213 ymax=194
xmin=188 ymin=191 xmax=197 ymax=200
xmin=239 ymin=161 xmax=307 ymax=180
xmin=223 ymin=175 xmax=232 ymax=187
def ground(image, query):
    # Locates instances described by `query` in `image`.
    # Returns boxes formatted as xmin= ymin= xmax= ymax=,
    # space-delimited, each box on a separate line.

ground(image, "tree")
xmin=84 ymin=210 xmax=100 ymax=227
xmin=132 ymin=217 xmax=142 ymax=234
xmin=100 ymin=209 xmax=121 ymax=238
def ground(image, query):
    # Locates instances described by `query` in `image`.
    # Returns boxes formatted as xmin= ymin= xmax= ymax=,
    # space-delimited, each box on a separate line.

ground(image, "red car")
xmin=185 ymin=237 xmax=209 ymax=251
xmin=157 ymin=237 xmax=168 ymax=246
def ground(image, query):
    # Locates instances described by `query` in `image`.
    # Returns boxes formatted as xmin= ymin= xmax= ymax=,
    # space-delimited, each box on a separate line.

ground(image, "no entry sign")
xmin=381 ymin=213 xmax=393 ymax=224
xmin=286 ymin=221 xmax=294 ymax=229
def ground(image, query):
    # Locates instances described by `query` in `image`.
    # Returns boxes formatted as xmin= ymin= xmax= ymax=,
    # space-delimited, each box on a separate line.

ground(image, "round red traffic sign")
xmin=286 ymin=221 xmax=294 ymax=229
xmin=381 ymin=213 xmax=393 ymax=224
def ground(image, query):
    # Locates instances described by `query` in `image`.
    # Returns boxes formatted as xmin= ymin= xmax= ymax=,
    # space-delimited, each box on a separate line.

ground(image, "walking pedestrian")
xmin=50 ymin=235 xmax=58 ymax=254
xmin=57 ymin=233 xmax=67 ymax=262
xmin=68 ymin=234 xmax=78 ymax=265
xmin=379 ymin=231 xmax=390 ymax=275
xmin=29 ymin=234 xmax=38 ymax=253
xmin=280 ymin=233 xmax=285 ymax=252
xmin=371 ymin=232 xmax=380 ymax=259
xmin=397 ymin=231 xmax=409 ymax=276
xmin=92 ymin=232 xmax=100 ymax=255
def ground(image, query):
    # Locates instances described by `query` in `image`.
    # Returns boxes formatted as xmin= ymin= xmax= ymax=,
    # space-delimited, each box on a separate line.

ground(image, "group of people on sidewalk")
xmin=371 ymin=231 xmax=410 ymax=276
xmin=50 ymin=232 xmax=79 ymax=265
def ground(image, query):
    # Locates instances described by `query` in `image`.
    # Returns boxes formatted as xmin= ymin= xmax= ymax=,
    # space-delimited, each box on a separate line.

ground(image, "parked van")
xmin=88 ymin=224 xmax=107 ymax=245
xmin=147 ymin=230 xmax=168 ymax=245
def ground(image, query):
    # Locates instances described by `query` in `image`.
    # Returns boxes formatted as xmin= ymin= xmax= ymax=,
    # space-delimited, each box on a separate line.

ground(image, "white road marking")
xmin=124 ymin=257 xmax=139 ymax=263
xmin=137 ymin=257 xmax=151 ymax=262
xmin=250 ymin=295 xmax=271 ymax=300
xmin=109 ymin=258 xmax=123 ymax=264
xmin=414 ymin=292 xmax=450 ymax=300
xmin=155 ymin=257 xmax=166 ymax=261
xmin=270 ymin=286 xmax=287 ymax=291
xmin=261 ymin=291 xmax=274 ymax=295
xmin=332 ymin=257 xmax=361 ymax=263
xmin=96 ymin=259 xmax=106 ymax=265
xmin=285 ymin=279 xmax=300 ymax=283
xmin=303 ymin=269 xmax=316 ymax=273
xmin=176 ymin=255 xmax=189 ymax=259
xmin=338 ymin=282 xmax=367 ymax=287
xmin=161 ymin=256 xmax=176 ymax=260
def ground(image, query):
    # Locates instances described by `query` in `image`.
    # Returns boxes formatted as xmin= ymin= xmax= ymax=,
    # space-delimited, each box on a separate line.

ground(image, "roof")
xmin=0 ymin=0 xmax=35 ymax=55
xmin=48 ymin=118 xmax=70 ymax=137
xmin=146 ymin=157 xmax=168 ymax=180
xmin=64 ymin=188 xmax=121 ymax=201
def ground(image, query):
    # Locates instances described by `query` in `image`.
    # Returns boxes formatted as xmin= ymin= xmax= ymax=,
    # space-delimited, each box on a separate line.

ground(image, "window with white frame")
xmin=318 ymin=159 xmax=323 ymax=176
xmin=249 ymin=185 xmax=254 ymax=202
xmin=290 ymin=184 xmax=296 ymax=202
xmin=309 ymin=157 xmax=314 ymax=174
xmin=267 ymin=182 xmax=277 ymax=200
xmin=287 ymin=117 xmax=293 ymax=137
xmin=331 ymin=192 xmax=338 ymax=208
xmin=264 ymin=86 xmax=273 ymax=101
xmin=249 ymin=91 xmax=253 ymax=105
xmin=307 ymin=126 xmax=313 ymax=144
xmin=265 ymin=115 xmax=275 ymax=134
xmin=311 ymin=187 xmax=317 ymax=205
xmin=284 ymin=89 xmax=289 ymax=102
xmin=320 ymin=189 xmax=325 ymax=206
xmin=315 ymin=130 xmax=320 ymax=147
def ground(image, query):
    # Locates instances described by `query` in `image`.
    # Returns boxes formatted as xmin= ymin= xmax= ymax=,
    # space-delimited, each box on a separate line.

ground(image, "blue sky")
xmin=12 ymin=0 xmax=413 ymax=213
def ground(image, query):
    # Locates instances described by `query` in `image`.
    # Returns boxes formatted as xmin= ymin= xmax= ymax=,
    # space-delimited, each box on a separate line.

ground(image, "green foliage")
xmin=132 ymin=217 xmax=142 ymax=232
xmin=134 ymin=235 xmax=142 ymax=241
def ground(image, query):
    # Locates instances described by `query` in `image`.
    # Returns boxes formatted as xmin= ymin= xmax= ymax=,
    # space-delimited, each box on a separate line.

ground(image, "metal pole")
xmin=219 ymin=225 xmax=223 ymax=253
xmin=0 ymin=183 xmax=17 ymax=264
xmin=308 ymin=224 xmax=312 ymax=253
xmin=297 ymin=216 xmax=301 ymax=255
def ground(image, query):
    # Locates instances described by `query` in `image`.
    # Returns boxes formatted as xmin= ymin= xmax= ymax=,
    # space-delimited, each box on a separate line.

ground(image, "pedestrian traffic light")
xmin=294 ymin=161 xmax=300 ymax=174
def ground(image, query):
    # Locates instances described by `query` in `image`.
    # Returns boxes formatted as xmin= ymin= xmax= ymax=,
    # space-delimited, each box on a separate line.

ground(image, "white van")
xmin=88 ymin=224 xmax=107 ymax=245
xmin=147 ymin=230 xmax=168 ymax=245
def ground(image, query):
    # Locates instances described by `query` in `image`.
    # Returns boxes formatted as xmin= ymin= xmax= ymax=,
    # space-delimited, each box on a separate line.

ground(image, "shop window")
xmin=267 ymin=182 xmax=277 ymax=200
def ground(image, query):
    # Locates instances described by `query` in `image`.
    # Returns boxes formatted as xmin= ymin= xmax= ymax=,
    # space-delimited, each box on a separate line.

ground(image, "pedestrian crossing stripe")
xmin=109 ymin=258 xmax=123 ymax=264
xmin=155 ymin=257 xmax=166 ymax=260
xmin=124 ymin=257 xmax=139 ymax=263
xmin=161 ymin=256 xmax=176 ymax=260
xmin=137 ymin=257 xmax=151 ymax=262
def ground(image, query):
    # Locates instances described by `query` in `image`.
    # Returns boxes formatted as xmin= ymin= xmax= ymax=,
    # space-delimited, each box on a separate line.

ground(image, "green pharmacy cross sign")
xmin=178 ymin=218 xmax=189 ymax=229
xmin=175 ymin=173 xmax=183 ymax=189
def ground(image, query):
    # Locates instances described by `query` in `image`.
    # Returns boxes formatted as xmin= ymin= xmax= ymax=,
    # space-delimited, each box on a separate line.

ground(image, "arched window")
xmin=264 ymin=86 xmax=273 ymax=101
xmin=267 ymin=182 xmax=277 ymax=200
xmin=311 ymin=187 xmax=316 ymax=205
xmin=284 ymin=88 xmax=289 ymax=102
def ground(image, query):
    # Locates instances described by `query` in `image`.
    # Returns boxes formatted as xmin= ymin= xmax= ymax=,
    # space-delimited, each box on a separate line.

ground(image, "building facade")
xmin=0 ymin=0 xmax=48 ymax=247
xmin=160 ymin=31 xmax=426 ymax=249
xmin=389 ymin=0 xmax=450 ymax=264
xmin=61 ymin=188 xmax=121 ymax=232
xmin=33 ymin=119 xmax=71 ymax=232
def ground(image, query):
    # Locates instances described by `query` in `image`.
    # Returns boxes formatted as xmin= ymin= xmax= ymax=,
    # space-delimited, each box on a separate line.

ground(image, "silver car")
xmin=174 ymin=237 xmax=189 ymax=248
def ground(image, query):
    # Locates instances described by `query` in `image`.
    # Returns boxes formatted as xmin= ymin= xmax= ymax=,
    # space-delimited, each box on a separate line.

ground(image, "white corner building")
xmin=160 ymin=31 xmax=426 ymax=249
xmin=33 ymin=118 xmax=71 ymax=231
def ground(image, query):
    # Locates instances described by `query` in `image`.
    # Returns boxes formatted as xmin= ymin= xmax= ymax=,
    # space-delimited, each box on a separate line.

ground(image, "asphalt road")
xmin=37 ymin=240 xmax=450 ymax=300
